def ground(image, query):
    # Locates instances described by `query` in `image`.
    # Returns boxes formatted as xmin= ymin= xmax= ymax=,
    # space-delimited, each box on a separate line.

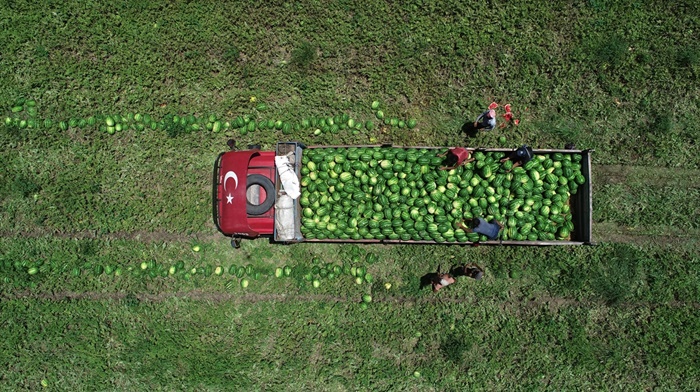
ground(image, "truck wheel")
xmin=246 ymin=174 xmax=275 ymax=215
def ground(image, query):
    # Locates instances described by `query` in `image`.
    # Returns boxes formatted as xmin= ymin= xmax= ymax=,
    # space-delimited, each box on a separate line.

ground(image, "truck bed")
xmin=274 ymin=143 xmax=593 ymax=246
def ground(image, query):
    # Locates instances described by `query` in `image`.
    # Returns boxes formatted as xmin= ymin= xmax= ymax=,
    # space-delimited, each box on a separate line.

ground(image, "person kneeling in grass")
xmin=432 ymin=271 xmax=456 ymax=292
xmin=458 ymin=218 xmax=503 ymax=241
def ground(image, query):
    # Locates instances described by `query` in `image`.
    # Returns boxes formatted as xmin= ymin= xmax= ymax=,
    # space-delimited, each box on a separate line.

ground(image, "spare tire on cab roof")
xmin=246 ymin=174 xmax=275 ymax=216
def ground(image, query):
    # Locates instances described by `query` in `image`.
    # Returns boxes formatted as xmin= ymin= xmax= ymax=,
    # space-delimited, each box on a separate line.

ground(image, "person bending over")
xmin=500 ymin=144 xmax=534 ymax=170
xmin=458 ymin=218 xmax=503 ymax=241
xmin=437 ymin=147 xmax=474 ymax=170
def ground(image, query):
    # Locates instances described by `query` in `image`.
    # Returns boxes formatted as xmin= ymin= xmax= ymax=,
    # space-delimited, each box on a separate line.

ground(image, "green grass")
xmin=290 ymin=41 xmax=318 ymax=71
xmin=594 ymin=183 xmax=699 ymax=230
xmin=2 ymin=298 xmax=699 ymax=390
xmin=1 ymin=0 xmax=700 ymax=390
xmin=2 ymin=239 xmax=699 ymax=390
xmin=1 ymin=0 xmax=699 ymax=167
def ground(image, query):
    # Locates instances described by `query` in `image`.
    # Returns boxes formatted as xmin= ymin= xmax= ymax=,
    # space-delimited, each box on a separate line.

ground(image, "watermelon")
xmin=298 ymin=147 xmax=584 ymax=243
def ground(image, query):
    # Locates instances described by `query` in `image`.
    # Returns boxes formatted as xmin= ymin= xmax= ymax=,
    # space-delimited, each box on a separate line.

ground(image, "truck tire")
xmin=246 ymin=174 xmax=275 ymax=215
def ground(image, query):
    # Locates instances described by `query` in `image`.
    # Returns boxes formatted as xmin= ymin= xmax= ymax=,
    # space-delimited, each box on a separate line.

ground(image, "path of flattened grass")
xmin=2 ymin=97 xmax=698 ymax=240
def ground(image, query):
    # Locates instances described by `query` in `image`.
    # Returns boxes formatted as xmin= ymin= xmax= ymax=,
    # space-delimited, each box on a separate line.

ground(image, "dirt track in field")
xmin=591 ymin=164 xmax=699 ymax=247
xmin=592 ymin=222 xmax=699 ymax=248
xmin=0 ymin=228 xmax=219 ymax=243
xmin=593 ymin=164 xmax=700 ymax=189
xmin=3 ymin=289 xmax=700 ymax=311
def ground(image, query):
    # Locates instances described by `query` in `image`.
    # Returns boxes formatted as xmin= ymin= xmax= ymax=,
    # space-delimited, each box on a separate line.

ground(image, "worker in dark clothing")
xmin=500 ymin=144 xmax=534 ymax=170
xmin=452 ymin=263 xmax=484 ymax=280
xmin=437 ymin=147 xmax=475 ymax=170
xmin=458 ymin=218 xmax=503 ymax=241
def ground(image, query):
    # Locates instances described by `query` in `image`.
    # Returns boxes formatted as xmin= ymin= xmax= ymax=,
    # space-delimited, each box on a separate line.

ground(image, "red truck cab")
xmin=212 ymin=144 xmax=277 ymax=241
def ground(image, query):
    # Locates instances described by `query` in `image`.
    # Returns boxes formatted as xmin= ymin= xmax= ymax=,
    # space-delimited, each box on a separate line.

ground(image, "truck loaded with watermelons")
xmin=213 ymin=142 xmax=592 ymax=247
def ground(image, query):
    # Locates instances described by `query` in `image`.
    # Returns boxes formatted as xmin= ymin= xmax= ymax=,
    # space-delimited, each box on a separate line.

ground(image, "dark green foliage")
xmin=162 ymin=114 xmax=190 ymax=138
xmin=223 ymin=45 xmax=240 ymax=63
xmin=440 ymin=333 xmax=472 ymax=363
xmin=10 ymin=174 xmax=41 ymax=198
xmin=291 ymin=41 xmax=317 ymax=70
xmin=589 ymin=35 xmax=629 ymax=69
xmin=650 ymin=114 xmax=673 ymax=135
xmin=635 ymin=51 xmax=651 ymax=65
xmin=121 ymin=293 xmax=141 ymax=307
xmin=676 ymin=46 xmax=699 ymax=68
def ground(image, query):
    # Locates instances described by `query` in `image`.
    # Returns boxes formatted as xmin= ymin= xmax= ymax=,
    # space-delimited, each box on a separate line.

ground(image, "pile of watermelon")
xmin=299 ymin=148 xmax=586 ymax=242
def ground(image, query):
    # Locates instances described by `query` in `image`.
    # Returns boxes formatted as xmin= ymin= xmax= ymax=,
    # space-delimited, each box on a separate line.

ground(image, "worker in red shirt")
xmin=437 ymin=147 xmax=475 ymax=170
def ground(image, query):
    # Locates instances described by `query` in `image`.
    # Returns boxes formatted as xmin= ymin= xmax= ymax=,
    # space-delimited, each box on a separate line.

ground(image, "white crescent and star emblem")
xmin=223 ymin=171 xmax=239 ymax=191
xmin=223 ymin=171 xmax=239 ymax=204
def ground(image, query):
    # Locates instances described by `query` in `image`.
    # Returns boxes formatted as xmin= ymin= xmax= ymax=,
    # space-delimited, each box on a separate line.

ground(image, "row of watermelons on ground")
xmin=5 ymin=249 xmax=379 ymax=294
xmin=299 ymin=148 xmax=586 ymax=242
xmin=4 ymin=99 xmax=415 ymax=137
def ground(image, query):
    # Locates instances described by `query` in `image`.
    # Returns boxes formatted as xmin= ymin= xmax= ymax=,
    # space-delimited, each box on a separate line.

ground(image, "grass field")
xmin=1 ymin=0 xmax=699 ymax=390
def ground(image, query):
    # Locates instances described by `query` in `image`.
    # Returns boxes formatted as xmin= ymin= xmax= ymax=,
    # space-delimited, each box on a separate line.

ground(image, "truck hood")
xmin=214 ymin=150 xmax=263 ymax=237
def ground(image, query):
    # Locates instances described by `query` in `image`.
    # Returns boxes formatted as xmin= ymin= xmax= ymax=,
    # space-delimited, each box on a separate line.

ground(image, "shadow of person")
xmin=420 ymin=272 xmax=440 ymax=290
xmin=449 ymin=265 xmax=468 ymax=278
xmin=461 ymin=122 xmax=479 ymax=138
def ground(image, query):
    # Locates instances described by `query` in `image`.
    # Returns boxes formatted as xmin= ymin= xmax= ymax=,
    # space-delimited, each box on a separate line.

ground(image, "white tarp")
xmin=274 ymin=155 xmax=300 ymax=199
xmin=274 ymin=194 xmax=296 ymax=241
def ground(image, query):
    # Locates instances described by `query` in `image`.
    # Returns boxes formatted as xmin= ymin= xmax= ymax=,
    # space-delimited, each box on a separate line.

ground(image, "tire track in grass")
xmin=593 ymin=164 xmax=700 ymax=189
xmin=3 ymin=224 xmax=697 ymax=247
xmin=592 ymin=164 xmax=700 ymax=247
xmin=0 ymin=229 xmax=220 ymax=243
xmin=5 ymin=225 xmax=696 ymax=248
xmin=3 ymin=290 xmax=700 ymax=310
xmin=593 ymin=222 xmax=699 ymax=248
